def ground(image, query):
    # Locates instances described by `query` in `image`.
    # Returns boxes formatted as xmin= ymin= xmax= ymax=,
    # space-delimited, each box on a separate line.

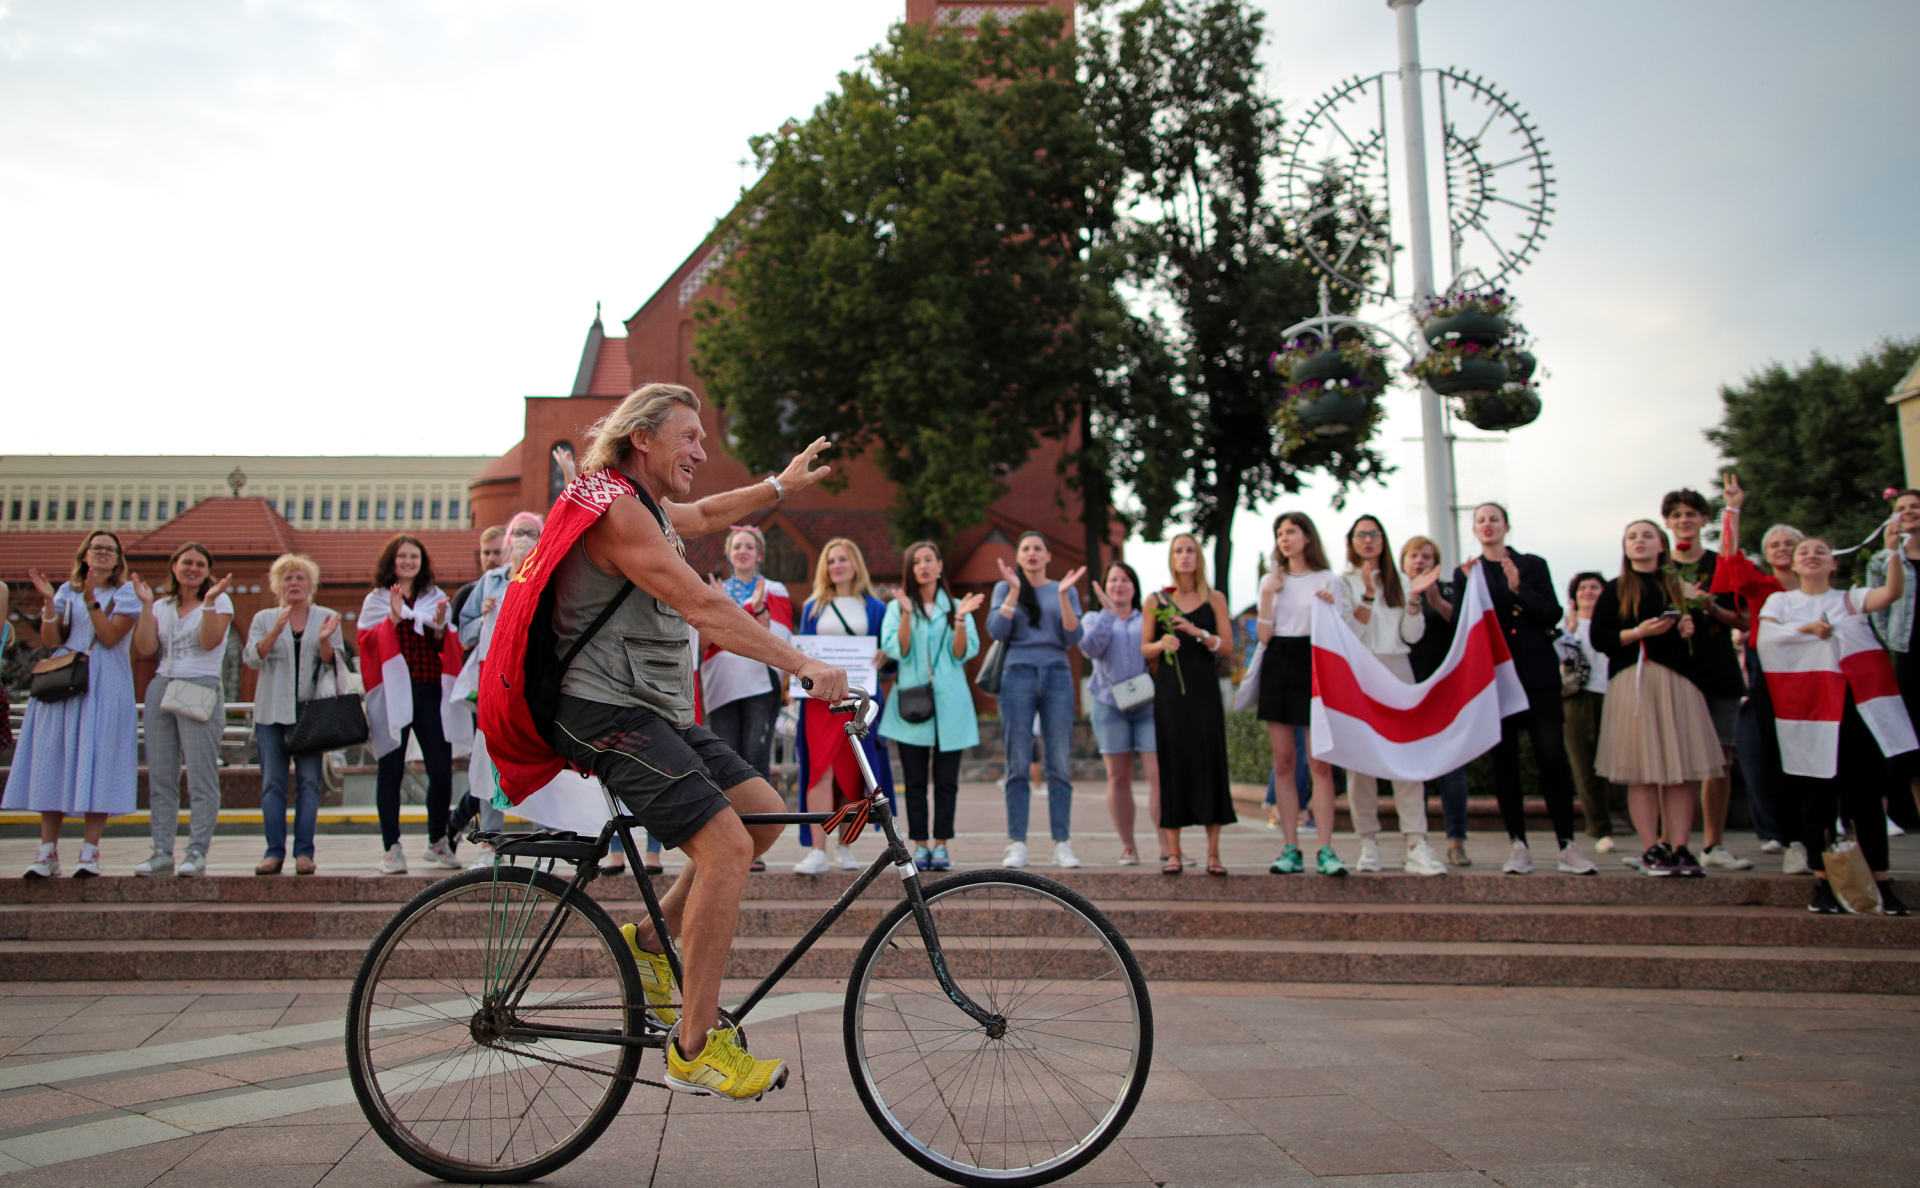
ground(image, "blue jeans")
xmin=1000 ymin=663 xmax=1075 ymax=843
xmin=257 ymin=722 xmax=323 ymax=860
xmin=1434 ymin=766 xmax=1470 ymax=841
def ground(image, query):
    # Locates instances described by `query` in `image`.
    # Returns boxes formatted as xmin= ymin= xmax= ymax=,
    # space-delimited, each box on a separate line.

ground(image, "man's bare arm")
xmin=587 ymin=498 xmax=847 ymax=698
xmin=664 ymin=437 xmax=833 ymax=538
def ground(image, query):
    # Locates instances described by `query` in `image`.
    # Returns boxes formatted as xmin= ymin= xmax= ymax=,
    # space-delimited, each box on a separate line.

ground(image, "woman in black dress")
xmin=1141 ymin=533 xmax=1236 ymax=875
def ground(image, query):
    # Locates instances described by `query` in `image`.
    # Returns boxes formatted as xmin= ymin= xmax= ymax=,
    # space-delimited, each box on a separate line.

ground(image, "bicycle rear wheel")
xmin=844 ymin=868 xmax=1152 ymax=1187
xmin=345 ymin=864 xmax=643 ymax=1183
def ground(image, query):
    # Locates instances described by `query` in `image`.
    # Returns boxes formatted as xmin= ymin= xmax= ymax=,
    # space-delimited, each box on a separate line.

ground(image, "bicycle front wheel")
xmin=345 ymin=864 xmax=643 ymax=1183
xmin=844 ymin=869 xmax=1153 ymax=1187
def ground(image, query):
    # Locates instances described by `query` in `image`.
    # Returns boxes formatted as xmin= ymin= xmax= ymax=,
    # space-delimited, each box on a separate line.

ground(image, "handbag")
xmin=973 ymin=637 xmax=1007 ymax=696
xmin=159 ymin=679 xmax=219 ymax=723
xmin=286 ymin=650 xmax=370 ymax=756
xmin=896 ymin=616 xmax=948 ymax=724
xmin=1823 ymin=838 xmax=1884 ymax=915
xmin=29 ymin=652 xmax=89 ymax=703
xmin=1232 ymin=640 xmax=1265 ymax=713
xmin=1110 ymin=672 xmax=1154 ymax=712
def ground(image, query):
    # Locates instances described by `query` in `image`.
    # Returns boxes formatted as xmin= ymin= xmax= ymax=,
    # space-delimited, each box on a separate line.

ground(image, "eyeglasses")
xmin=1353 ymin=530 xmax=1384 ymax=541
xmin=86 ymin=544 xmax=120 ymax=555
xmin=510 ymin=528 xmax=540 ymax=539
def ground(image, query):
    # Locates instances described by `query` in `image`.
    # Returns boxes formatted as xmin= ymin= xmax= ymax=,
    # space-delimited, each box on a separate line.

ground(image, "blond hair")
xmin=579 ymin=383 xmax=702 ymax=476
xmin=1166 ymin=533 xmax=1211 ymax=598
xmin=808 ymin=537 xmax=876 ymax=611
xmin=1399 ymin=535 xmax=1441 ymax=573
xmin=268 ymin=554 xmax=322 ymax=601
xmin=479 ymin=524 xmax=507 ymax=544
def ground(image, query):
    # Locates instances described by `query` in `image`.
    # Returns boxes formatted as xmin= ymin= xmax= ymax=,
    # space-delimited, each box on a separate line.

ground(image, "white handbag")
xmin=1109 ymin=672 xmax=1154 ymax=712
xmin=1232 ymin=640 xmax=1266 ymax=713
xmin=159 ymin=679 xmax=219 ymax=723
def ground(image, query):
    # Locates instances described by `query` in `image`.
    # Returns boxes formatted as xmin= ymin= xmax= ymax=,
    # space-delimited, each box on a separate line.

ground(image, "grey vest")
xmin=551 ymin=526 xmax=696 ymax=730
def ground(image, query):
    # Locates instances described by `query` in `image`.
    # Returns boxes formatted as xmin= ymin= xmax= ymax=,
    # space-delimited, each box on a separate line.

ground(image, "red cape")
xmin=478 ymin=468 xmax=638 ymax=803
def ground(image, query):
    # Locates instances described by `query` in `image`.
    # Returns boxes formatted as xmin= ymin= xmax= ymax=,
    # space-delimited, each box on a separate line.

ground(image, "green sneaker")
xmin=1317 ymin=845 xmax=1348 ymax=877
xmin=1269 ymin=844 xmax=1304 ymax=875
xmin=620 ymin=924 xmax=678 ymax=1027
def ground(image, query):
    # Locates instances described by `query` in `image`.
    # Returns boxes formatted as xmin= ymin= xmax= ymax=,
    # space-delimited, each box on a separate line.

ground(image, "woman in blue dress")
xmin=5 ymin=531 xmax=142 ymax=878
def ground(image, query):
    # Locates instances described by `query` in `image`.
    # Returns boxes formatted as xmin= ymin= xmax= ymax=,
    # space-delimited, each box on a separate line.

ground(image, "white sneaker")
xmin=133 ymin=850 xmax=174 ymax=877
xmin=1004 ymin=841 xmax=1030 ymax=869
xmin=425 ymin=839 xmax=461 ymax=869
xmin=833 ymin=843 xmax=862 ymax=871
xmin=1760 ymin=839 xmax=1786 ymax=855
xmin=1782 ymin=841 xmax=1810 ymax=876
xmin=1502 ymin=840 xmax=1534 ymax=875
xmin=23 ymin=844 xmax=59 ymax=879
xmin=1557 ymin=840 xmax=1598 ymax=875
xmin=466 ymin=843 xmax=497 ymax=871
xmin=1595 ymin=836 xmax=1616 ymax=854
xmin=379 ymin=843 xmax=409 ymax=875
xmin=1403 ymin=840 xmax=1448 ymax=876
xmin=1053 ymin=841 xmax=1081 ymax=869
xmin=1701 ymin=844 xmax=1754 ymax=871
xmin=177 ymin=847 xmax=207 ymax=877
xmin=1356 ymin=838 xmax=1382 ymax=873
xmin=793 ymin=848 xmax=831 ymax=875
xmin=1889 ymin=817 xmax=1907 ymax=838
xmin=73 ymin=844 xmax=103 ymax=878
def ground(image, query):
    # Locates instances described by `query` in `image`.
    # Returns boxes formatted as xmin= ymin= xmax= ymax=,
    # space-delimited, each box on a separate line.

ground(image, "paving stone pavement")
xmin=0 ymin=977 xmax=1915 ymax=1186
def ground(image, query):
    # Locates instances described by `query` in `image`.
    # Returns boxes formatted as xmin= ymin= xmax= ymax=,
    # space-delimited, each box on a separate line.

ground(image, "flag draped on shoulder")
xmin=1309 ymin=565 xmax=1529 ymax=781
xmin=356 ymin=587 xmax=471 ymax=760
xmin=1756 ymin=589 xmax=1917 ymax=778
xmin=479 ymin=467 xmax=639 ymax=803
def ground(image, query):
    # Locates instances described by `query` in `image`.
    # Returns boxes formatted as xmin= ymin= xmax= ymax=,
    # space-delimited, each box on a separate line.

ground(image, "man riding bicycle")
xmin=507 ymin=382 xmax=849 ymax=1101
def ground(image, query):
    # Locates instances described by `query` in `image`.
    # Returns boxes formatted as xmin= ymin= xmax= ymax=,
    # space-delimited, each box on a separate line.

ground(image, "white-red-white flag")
xmin=357 ymin=587 xmax=472 ymax=761
xmin=1756 ymin=589 xmax=1917 ymax=778
xmin=1309 ymin=565 xmax=1530 ymax=781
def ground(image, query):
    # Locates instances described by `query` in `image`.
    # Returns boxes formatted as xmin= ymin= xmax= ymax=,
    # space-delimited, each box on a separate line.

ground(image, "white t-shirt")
xmin=153 ymin=594 xmax=235 ymax=680
xmin=1265 ymin=570 xmax=1347 ymax=636
xmin=815 ymin=596 xmax=871 ymax=636
xmin=1555 ymin=617 xmax=1609 ymax=695
xmin=1759 ymin=587 xmax=1863 ymax=627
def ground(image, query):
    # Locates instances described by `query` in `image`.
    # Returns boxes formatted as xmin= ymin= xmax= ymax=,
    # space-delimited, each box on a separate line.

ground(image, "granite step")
xmin=0 ymin=934 xmax=1914 ymax=994
xmin=3 ymin=897 xmax=1913 ymax=950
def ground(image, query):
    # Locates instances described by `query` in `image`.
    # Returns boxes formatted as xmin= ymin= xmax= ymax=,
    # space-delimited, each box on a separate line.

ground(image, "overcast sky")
xmin=2 ymin=0 xmax=1915 ymax=602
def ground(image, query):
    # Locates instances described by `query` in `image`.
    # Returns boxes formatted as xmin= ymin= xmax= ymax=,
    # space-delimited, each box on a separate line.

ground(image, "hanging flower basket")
xmin=1458 ymin=385 xmax=1542 ymax=431
xmin=1506 ymin=349 xmax=1537 ymax=383
xmin=1294 ymin=390 xmax=1374 ymax=436
xmin=1421 ymin=309 xmax=1509 ymax=349
xmin=1288 ymin=348 xmax=1357 ymax=389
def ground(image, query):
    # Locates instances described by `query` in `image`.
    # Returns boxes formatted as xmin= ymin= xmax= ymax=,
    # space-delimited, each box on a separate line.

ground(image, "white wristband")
xmin=764 ymin=474 xmax=785 ymax=501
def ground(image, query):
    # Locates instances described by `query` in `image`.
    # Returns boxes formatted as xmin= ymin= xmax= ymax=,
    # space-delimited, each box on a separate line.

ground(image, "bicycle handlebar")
xmin=798 ymin=677 xmax=875 ymax=735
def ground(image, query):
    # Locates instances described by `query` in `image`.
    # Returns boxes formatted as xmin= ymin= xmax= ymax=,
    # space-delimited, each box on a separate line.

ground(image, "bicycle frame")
xmin=492 ymin=694 xmax=1002 ymax=1053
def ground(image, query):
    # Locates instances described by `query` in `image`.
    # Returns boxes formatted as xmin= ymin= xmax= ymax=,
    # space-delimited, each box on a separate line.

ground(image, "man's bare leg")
xmin=669 ymin=805 xmax=756 ymax=1057
xmin=626 ymin=778 xmax=784 ymax=953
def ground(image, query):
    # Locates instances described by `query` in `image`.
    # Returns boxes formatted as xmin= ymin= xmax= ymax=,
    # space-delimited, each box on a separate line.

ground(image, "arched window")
xmin=548 ymin=441 xmax=576 ymax=506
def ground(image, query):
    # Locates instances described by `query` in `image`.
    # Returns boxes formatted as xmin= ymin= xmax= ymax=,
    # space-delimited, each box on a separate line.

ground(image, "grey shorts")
xmin=1705 ymin=694 xmax=1741 ymax=750
xmin=550 ymin=696 xmax=759 ymax=850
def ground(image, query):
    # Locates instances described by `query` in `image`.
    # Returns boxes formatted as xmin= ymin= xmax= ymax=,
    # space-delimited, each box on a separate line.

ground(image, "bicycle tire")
xmin=345 ymin=864 xmax=643 ymax=1183
xmin=843 ymin=868 xmax=1153 ymax=1187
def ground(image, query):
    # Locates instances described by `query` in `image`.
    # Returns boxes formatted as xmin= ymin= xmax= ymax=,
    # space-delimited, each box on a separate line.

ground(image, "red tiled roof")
xmin=470 ymin=440 xmax=523 ymax=486
xmin=587 ymin=335 xmax=632 ymax=397
xmin=0 ymin=532 xmax=90 ymax=584
xmin=296 ymin=531 xmax=486 ymax=587
xmin=128 ymin=498 xmax=298 ymax=559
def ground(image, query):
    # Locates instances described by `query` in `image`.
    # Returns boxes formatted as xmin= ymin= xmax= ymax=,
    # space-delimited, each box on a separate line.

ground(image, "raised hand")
xmin=1887 ymin=517 xmax=1903 ymax=554
xmin=778 ymin=436 xmax=834 ymax=496
xmin=1058 ymin=566 xmax=1088 ymax=594
xmin=954 ymin=592 xmax=985 ymax=618
xmin=1408 ymin=567 xmax=1440 ymax=596
xmin=551 ymin=444 xmax=578 ymax=485
xmin=1500 ymin=556 xmax=1522 ymax=593
xmin=388 ymin=586 xmax=405 ymax=623
xmin=131 ymin=573 xmax=155 ymax=607
xmin=28 ymin=568 xmax=56 ymax=600
xmin=316 ymin=612 xmax=340 ymax=638
xmin=432 ymin=599 xmax=450 ymax=629
xmin=1089 ymin=581 xmax=1117 ymax=614
xmin=994 ymin=557 xmax=1021 ymax=590
xmin=1723 ymin=471 xmax=1744 ymax=511
xmin=751 ymin=576 xmax=767 ymax=611
xmin=893 ymin=585 xmax=915 ymax=611
xmin=204 ymin=573 xmax=234 ymax=604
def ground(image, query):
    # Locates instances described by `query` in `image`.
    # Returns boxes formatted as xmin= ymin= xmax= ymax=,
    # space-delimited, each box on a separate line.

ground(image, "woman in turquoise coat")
xmin=880 ymin=541 xmax=984 ymax=870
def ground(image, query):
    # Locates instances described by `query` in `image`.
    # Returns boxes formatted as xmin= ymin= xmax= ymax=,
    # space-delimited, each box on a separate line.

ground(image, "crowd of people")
xmin=2 ymin=469 xmax=1915 ymax=918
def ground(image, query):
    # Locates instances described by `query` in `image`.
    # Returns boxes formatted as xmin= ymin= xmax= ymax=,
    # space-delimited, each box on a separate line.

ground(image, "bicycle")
xmin=345 ymin=691 xmax=1154 ymax=1187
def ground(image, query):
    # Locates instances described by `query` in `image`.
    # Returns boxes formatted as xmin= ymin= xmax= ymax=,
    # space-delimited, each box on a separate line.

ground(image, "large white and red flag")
xmin=1756 ymin=590 xmax=1916 ymax=778
xmin=357 ymin=587 xmax=473 ymax=760
xmin=1309 ymin=565 xmax=1529 ymax=780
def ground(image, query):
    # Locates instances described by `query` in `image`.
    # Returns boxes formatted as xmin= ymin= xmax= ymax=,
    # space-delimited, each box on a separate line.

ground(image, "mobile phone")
xmin=1659 ymin=609 xmax=1684 ymax=619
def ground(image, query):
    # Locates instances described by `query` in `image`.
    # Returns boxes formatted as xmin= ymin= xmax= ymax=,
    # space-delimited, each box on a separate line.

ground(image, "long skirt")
xmin=1593 ymin=660 xmax=1725 ymax=786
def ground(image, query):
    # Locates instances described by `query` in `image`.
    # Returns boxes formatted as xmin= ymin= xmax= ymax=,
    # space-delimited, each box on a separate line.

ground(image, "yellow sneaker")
xmin=620 ymin=924 xmax=678 ymax=1027
xmin=665 ymin=1025 xmax=789 ymax=1102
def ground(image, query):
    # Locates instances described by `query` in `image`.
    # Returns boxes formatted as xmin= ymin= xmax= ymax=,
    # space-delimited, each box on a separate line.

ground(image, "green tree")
xmin=1081 ymin=0 xmax=1390 ymax=601
xmin=693 ymin=8 xmax=1125 ymax=548
xmin=1707 ymin=336 xmax=1918 ymax=572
